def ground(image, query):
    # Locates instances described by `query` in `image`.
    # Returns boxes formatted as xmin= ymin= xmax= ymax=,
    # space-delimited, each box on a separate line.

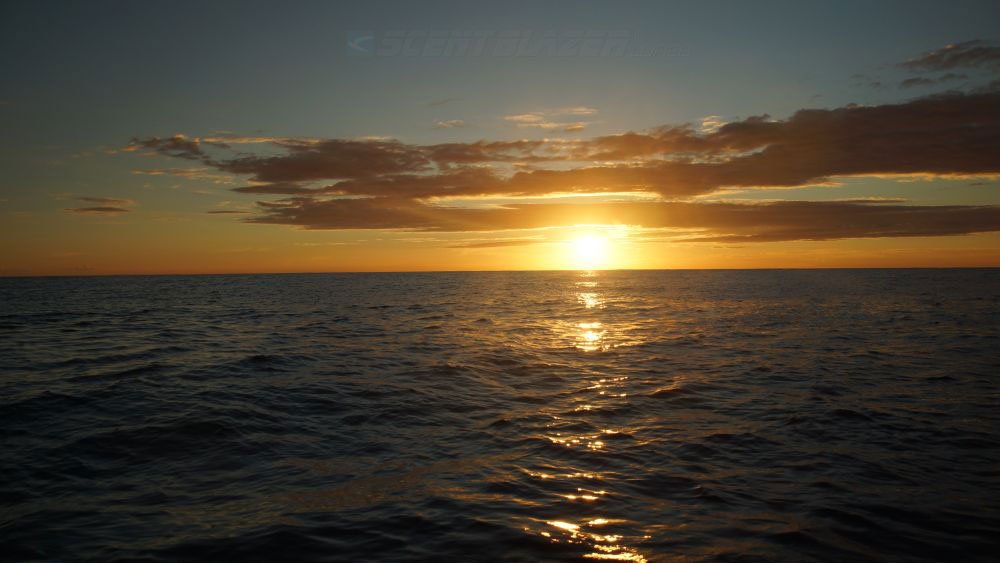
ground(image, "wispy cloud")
xmin=448 ymin=238 xmax=545 ymax=248
xmin=899 ymin=73 xmax=967 ymax=89
xmin=503 ymin=106 xmax=598 ymax=132
xmin=901 ymin=40 xmax=1000 ymax=72
xmin=65 ymin=206 xmax=132 ymax=214
xmin=64 ymin=196 xmax=136 ymax=214
xmin=896 ymin=40 xmax=1000 ymax=91
xmin=426 ymin=97 xmax=461 ymax=107
xmin=433 ymin=119 xmax=467 ymax=129
xmin=698 ymin=115 xmax=729 ymax=133
xmin=76 ymin=196 xmax=135 ymax=206
xmin=124 ymin=133 xmax=205 ymax=159
xmin=133 ymin=167 xmax=237 ymax=184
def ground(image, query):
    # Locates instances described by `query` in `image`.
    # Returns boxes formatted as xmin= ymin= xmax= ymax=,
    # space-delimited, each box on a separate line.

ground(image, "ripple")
xmin=0 ymin=269 xmax=998 ymax=560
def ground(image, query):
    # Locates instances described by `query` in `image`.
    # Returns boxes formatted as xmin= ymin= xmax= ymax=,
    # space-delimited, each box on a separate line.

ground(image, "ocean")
xmin=1 ymin=269 xmax=998 ymax=561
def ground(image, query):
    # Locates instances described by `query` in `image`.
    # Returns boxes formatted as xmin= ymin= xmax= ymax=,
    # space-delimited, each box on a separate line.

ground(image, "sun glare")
xmin=570 ymin=234 xmax=610 ymax=270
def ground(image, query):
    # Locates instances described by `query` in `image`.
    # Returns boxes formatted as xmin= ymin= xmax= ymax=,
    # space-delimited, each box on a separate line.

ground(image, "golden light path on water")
xmin=525 ymin=271 xmax=650 ymax=562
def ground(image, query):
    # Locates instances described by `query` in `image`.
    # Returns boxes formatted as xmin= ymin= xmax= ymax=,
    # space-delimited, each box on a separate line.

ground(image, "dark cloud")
xmin=973 ymin=79 xmax=1000 ymax=94
xmin=899 ymin=73 xmax=967 ymax=89
xmin=232 ymin=183 xmax=335 ymax=195
xmin=65 ymin=206 xmax=131 ymax=214
xmin=901 ymin=40 xmax=1000 ymax=72
xmin=270 ymin=89 xmax=1000 ymax=198
xmin=827 ymin=198 xmax=908 ymax=204
xmin=129 ymin=48 xmax=1000 ymax=244
xmin=330 ymin=168 xmax=507 ymax=198
xmin=425 ymin=140 xmax=548 ymax=164
xmin=128 ymin=134 xmax=207 ymax=160
xmin=77 ymin=196 xmax=135 ymax=206
xmin=851 ymin=74 xmax=884 ymax=89
xmin=229 ymin=169 xmax=511 ymax=198
xmin=543 ymin=87 xmax=1000 ymax=194
xmin=217 ymin=139 xmax=430 ymax=183
xmin=65 ymin=196 xmax=136 ymax=214
xmin=131 ymin=87 xmax=1000 ymax=201
xmin=244 ymin=198 xmax=1000 ymax=242
xmin=899 ymin=77 xmax=935 ymax=88
xmin=670 ymin=201 xmax=1000 ymax=242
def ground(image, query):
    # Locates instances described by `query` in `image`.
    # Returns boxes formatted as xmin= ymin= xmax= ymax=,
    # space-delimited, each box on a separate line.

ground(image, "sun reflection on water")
xmin=539 ymin=519 xmax=649 ymax=562
xmin=521 ymin=271 xmax=649 ymax=562
xmin=545 ymin=432 xmax=608 ymax=451
xmin=576 ymin=322 xmax=606 ymax=351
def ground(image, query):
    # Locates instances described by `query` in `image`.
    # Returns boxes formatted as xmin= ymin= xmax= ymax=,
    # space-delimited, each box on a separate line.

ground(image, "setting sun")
xmin=570 ymin=234 xmax=610 ymax=270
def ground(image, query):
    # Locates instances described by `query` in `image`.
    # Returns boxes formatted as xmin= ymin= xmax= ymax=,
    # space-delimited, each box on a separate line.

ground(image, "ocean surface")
xmin=2 ymin=269 xmax=999 ymax=562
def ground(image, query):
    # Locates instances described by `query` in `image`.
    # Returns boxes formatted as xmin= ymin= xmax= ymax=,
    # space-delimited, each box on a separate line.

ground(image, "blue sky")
xmin=4 ymin=0 xmax=998 ymax=144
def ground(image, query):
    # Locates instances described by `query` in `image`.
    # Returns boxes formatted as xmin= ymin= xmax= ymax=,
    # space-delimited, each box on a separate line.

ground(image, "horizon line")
xmin=3 ymin=265 xmax=999 ymax=280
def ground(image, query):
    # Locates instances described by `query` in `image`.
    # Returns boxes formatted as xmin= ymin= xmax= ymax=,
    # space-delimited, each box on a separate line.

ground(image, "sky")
xmin=1 ymin=0 xmax=999 ymax=275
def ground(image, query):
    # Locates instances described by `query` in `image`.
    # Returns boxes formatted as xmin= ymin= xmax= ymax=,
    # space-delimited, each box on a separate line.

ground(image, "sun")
xmin=570 ymin=234 xmax=610 ymax=270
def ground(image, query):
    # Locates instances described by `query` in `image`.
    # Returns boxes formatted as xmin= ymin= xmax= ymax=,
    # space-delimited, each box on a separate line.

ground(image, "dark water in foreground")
xmin=2 ymin=269 xmax=999 ymax=562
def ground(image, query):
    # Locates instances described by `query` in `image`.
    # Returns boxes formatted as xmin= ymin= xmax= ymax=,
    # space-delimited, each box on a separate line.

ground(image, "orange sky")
xmin=4 ymin=209 xmax=999 ymax=276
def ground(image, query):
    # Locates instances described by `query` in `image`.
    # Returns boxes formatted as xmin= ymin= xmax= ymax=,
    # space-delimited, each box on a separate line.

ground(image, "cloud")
xmin=76 ymin=196 xmax=135 ymax=206
xmin=826 ymin=197 xmax=908 ymax=204
xmin=125 ymin=52 xmax=1000 ymax=244
xmin=851 ymin=73 xmax=884 ymax=89
xmin=503 ymin=106 xmax=598 ymax=131
xmin=504 ymin=113 xmax=544 ymax=124
xmin=200 ymin=135 xmax=325 ymax=147
xmin=126 ymin=134 xmax=206 ymax=160
xmin=433 ymin=119 xmax=467 ymax=129
xmin=206 ymin=210 xmax=251 ymax=214
xmin=543 ymin=87 xmax=1000 ymax=194
xmin=243 ymin=198 xmax=1000 ymax=242
xmin=64 ymin=196 xmax=137 ymax=214
xmin=216 ymin=139 xmax=431 ymax=183
xmin=133 ymin=87 xmax=1000 ymax=201
xmin=558 ymin=106 xmax=599 ymax=116
xmin=670 ymin=201 xmax=1000 ymax=242
xmin=65 ymin=206 xmax=132 ymax=214
xmin=505 ymin=120 xmax=589 ymax=132
xmin=425 ymin=139 xmax=549 ymax=164
xmin=901 ymin=40 xmax=1000 ymax=72
xmin=448 ymin=239 xmax=545 ymax=248
xmin=232 ymin=182 xmax=334 ymax=195
xmin=426 ymin=97 xmax=461 ymax=107
xmin=899 ymin=73 xmax=967 ymax=88
xmin=132 ymin=167 xmax=237 ymax=184
xmin=699 ymin=115 xmax=728 ymax=133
